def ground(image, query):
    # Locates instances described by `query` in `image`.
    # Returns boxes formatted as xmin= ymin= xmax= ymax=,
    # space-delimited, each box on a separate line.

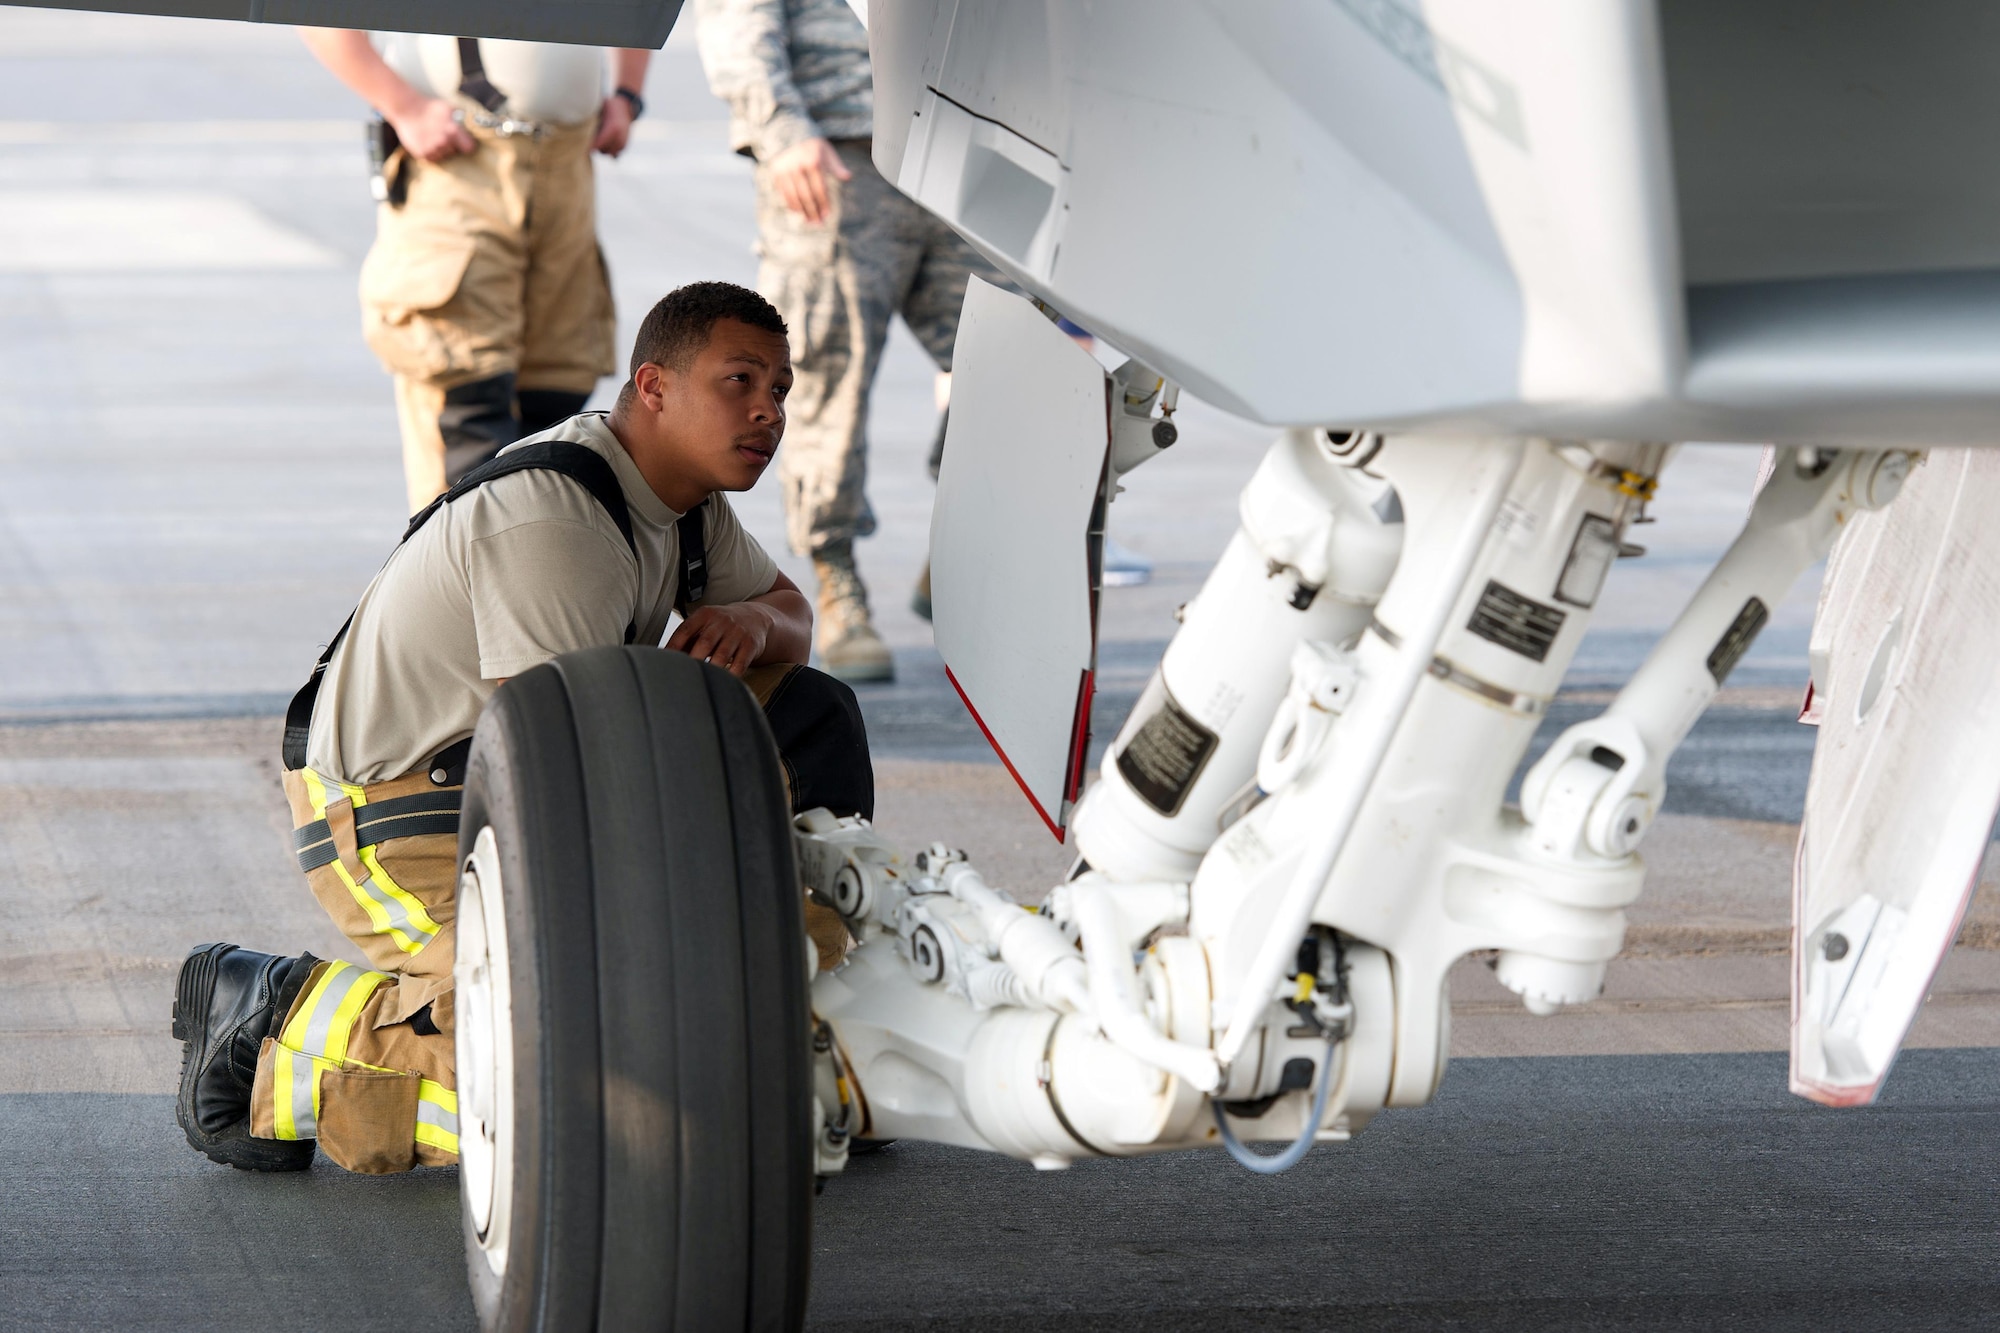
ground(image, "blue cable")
xmin=1212 ymin=1037 xmax=1340 ymax=1175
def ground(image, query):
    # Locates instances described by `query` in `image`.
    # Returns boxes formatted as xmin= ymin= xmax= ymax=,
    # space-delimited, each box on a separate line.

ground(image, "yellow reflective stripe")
xmin=355 ymin=845 xmax=441 ymax=954
xmin=280 ymin=961 xmax=339 ymax=1049
xmin=415 ymin=1079 xmax=459 ymax=1154
xmin=272 ymin=1047 xmax=340 ymax=1141
xmin=301 ymin=767 xmax=353 ymax=819
xmin=415 ymin=1122 xmax=458 ymax=1154
xmin=331 ymin=855 xmax=434 ymax=955
xmin=303 ymin=768 xmax=369 ymax=815
xmin=322 ymin=971 xmax=382 ymax=1065
xmin=280 ymin=961 xmax=388 ymax=1059
xmin=304 ymin=768 xmax=442 ymax=956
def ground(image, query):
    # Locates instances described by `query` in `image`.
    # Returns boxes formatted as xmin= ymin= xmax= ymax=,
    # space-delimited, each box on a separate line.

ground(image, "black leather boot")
xmin=172 ymin=943 xmax=319 ymax=1171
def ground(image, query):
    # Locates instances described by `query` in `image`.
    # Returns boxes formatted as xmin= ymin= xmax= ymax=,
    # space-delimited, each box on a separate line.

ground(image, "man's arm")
xmin=692 ymin=0 xmax=851 ymax=223
xmin=298 ymin=28 xmax=475 ymax=161
xmin=693 ymin=0 xmax=819 ymax=159
xmin=665 ymin=568 xmax=813 ymax=677
xmin=592 ymin=48 xmax=653 ymax=157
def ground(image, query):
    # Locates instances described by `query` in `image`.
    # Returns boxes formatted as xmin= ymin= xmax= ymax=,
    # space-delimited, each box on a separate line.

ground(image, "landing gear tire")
xmin=455 ymin=646 xmax=813 ymax=1331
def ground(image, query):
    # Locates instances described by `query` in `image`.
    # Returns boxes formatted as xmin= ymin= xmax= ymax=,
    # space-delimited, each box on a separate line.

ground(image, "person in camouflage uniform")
xmin=695 ymin=0 xmax=1000 ymax=682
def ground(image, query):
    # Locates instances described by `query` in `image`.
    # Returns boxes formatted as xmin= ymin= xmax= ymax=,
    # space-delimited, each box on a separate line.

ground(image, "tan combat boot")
xmin=813 ymin=542 xmax=895 ymax=683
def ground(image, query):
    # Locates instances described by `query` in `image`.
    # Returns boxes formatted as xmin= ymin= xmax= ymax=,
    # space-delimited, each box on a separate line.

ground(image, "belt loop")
xmin=324 ymin=796 xmax=371 ymax=885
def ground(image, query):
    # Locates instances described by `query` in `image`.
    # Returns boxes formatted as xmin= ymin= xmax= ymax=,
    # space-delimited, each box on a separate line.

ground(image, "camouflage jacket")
xmin=693 ymin=0 xmax=873 ymax=162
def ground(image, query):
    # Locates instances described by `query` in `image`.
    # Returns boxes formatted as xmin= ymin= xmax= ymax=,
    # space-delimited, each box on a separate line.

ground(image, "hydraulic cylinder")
xmin=1071 ymin=428 xmax=1404 ymax=881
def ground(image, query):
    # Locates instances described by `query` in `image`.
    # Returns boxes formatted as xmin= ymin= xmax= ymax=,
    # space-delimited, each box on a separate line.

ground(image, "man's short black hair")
xmin=629 ymin=280 xmax=788 ymax=377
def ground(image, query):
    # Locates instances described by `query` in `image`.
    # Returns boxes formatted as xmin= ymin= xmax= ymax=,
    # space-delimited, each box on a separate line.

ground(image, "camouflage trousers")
xmin=756 ymin=139 xmax=1001 ymax=556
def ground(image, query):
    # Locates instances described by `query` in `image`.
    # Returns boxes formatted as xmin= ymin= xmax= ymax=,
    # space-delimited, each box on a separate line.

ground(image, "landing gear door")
xmin=931 ymin=276 xmax=1108 ymax=840
xmin=1793 ymin=450 xmax=2000 ymax=1105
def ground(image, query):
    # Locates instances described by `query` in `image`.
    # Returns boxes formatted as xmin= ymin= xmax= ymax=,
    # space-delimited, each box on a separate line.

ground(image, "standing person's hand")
xmin=298 ymin=29 xmax=475 ymax=163
xmin=388 ymin=97 xmax=476 ymax=162
xmin=594 ymin=94 xmax=635 ymax=157
xmin=767 ymin=138 xmax=852 ymax=226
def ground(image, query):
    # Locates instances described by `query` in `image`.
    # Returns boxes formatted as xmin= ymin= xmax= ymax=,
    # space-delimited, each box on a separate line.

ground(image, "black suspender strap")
xmin=282 ymin=607 xmax=358 ymax=775
xmin=282 ymin=441 xmax=640 ymax=772
xmin=674 ymin=500 xmax=709 ymax=616
xmin=455 ymin=38 xmax=508 ymax=115
xmin=399 ymin=439 xmax=637 ymax=553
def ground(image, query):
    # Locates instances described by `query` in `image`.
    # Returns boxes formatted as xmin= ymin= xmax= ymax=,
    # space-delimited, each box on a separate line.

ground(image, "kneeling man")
xmin=172 ymin=281 xmax=869 ymax=1174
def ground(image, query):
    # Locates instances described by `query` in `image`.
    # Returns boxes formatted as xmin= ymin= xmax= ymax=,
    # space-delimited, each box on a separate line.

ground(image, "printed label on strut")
xmin=1114 ymin=684 xmax=1219 ymax=817
xmin=1466 ymin=580 xmax=1567 ymax=662
xmin=1706 ymin=597 xmax=1769 ymax=684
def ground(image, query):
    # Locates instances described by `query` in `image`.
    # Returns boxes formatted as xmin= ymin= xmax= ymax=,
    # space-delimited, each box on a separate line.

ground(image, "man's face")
xmin=652 ymin=317 xmax=793 ymax=494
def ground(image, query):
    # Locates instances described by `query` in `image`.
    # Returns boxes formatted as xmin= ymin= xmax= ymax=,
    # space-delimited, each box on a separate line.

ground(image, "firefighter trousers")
xmin=250 ymin=662 xmax=871 ymax=1174
xmin=360 ymin=118 xmax=617 ymax=514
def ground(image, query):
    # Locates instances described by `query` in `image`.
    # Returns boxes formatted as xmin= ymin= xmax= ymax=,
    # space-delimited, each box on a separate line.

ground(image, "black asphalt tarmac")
xmin=8 ymin=1048 xmax=1998 ymax=1331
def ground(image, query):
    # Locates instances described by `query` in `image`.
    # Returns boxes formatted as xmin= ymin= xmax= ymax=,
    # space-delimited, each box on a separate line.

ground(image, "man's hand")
xmin=767 ymin=137 xmax=852 ymax=226
xmin=593 ymin=94 xmax=634 ymax=157
xmin=597 ymin=49 xmax=651 ymax=161
xmin=666 ymin=603 xmax=777 ymax=677
xmin=390 ymin=98 xmax=477 ymax=162
xmin=298 ymin=29 xmax=474 ymax=162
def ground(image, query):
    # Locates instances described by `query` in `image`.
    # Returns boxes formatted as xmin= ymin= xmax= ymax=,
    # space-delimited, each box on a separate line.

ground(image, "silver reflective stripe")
xmin=417 ymin=1098 xmax=458 ymax=1136
xmin=288 ymin=1049 xmax=319 ymax=1139
xmin=299 ymin=964 xmax=373 ymax=1058
xmin=352 ymin=870 xmax=437 ymax=949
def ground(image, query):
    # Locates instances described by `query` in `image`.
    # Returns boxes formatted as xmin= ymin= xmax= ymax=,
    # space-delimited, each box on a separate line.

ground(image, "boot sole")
xmin=174 ymin=945 xmax=315 ymax=1173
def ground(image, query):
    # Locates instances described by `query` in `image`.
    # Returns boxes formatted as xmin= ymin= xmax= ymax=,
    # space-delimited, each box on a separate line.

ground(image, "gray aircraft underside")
xmin=38 ymin=0 xmax=2000 ymax=448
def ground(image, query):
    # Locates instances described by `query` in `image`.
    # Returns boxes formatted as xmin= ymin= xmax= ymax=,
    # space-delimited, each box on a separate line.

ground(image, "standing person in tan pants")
xmin=302 ymin=30 xmax=652 ymax=513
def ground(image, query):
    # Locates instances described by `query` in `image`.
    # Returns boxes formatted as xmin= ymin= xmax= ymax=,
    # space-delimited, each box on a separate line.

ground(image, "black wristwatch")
xmin=614 ymin=86 xmax=646 ymax=120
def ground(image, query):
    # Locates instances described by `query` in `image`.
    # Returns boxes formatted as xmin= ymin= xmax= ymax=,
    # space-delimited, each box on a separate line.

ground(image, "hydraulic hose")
xmin=1070 ymin=882 xmax=1221 ymax=1092
xmin=941 ymin=862 xmax=1090 ymax=1013
xmin=1212 ymin=1036 xmax=1340 ymax=1175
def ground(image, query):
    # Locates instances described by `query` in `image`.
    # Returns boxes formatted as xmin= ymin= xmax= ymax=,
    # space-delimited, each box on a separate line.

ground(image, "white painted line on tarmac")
xmin=0 ymin=119 xmax=359 ymax=144
xmin=0 ymin=188 xmax=338 ymax=270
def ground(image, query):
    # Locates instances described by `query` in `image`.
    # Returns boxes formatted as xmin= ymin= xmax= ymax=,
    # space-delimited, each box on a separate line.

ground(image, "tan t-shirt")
xmin=375 ymin=35 xmax=608 ymax=127
xmin=306 ymin=413 xmax=780 ymax=784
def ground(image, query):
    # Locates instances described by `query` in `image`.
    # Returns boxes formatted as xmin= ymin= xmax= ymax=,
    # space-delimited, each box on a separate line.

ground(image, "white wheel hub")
xmin=456 ymin=824 xmax=516 ymax=1279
